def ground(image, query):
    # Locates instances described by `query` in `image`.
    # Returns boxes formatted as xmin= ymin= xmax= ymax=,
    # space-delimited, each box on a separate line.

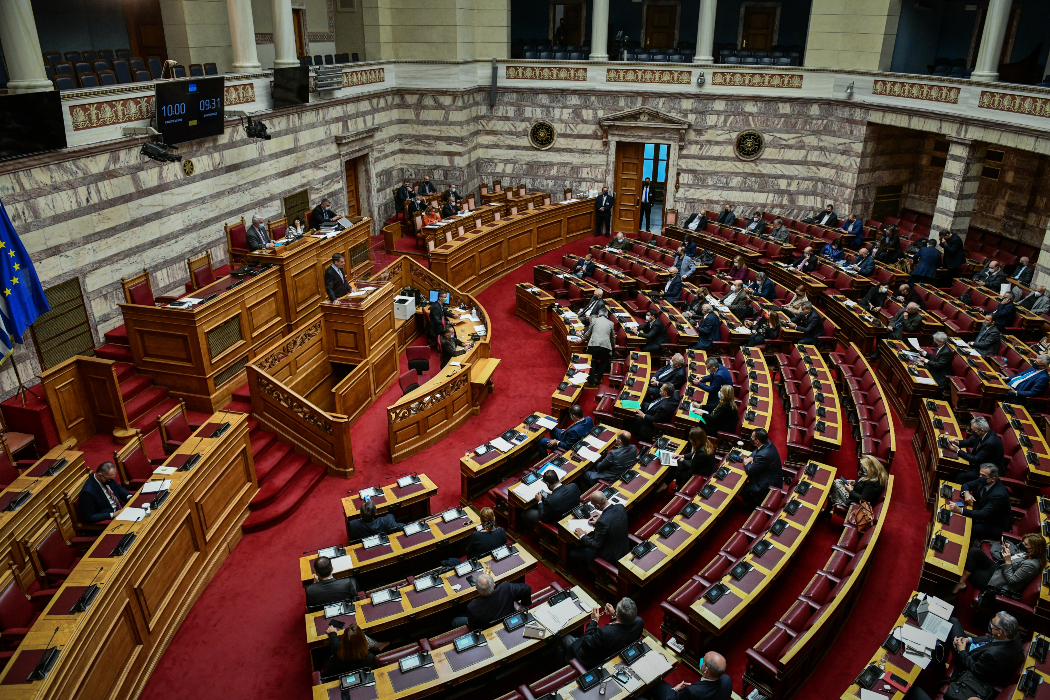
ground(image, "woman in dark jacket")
xmin=322 ymin=623 xmax=382 ymax=679
xmin=828 ymin=455 xmax=887 ymax=508
xmin=464 ymin=507 xmax=506 ymax=559
xmin=691 ymin=385 xmax=739 ymax=435
xmin=744 ymin=311 xmax=782 ymax=348
xmin=954 ymin=532 xmax=1046 ymax=596
xmin=670 ymin=427 xmax=718 ymax=487
xmin=874 ymin=225 xmax=901 ymax=264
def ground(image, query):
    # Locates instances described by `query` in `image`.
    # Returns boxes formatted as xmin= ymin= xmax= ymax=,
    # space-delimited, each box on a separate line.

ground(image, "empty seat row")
xmin=42 ymin=49 xmax=131 ymax=66
xmin=829 ymin=343 xmax=896 ymax=466
xmin=523 ymin=51 xmax=590 ymax=60
xmin=300 ymin=53 xmax=356 ymax=66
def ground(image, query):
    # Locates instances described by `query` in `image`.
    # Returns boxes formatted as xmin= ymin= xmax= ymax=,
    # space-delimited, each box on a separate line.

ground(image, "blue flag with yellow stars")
xmin=0 ymin=200 xmax=49 ymax=363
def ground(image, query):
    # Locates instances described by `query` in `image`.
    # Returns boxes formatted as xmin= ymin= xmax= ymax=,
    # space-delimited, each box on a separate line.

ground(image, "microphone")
xmin=28 ymin=627 xmax=60 ymax=680
xmin=71 ymin=567 xmax=104 ymax=613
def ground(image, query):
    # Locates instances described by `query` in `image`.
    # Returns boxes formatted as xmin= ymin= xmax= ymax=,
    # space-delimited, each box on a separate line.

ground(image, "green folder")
xmin=689 ymin=411 xmax=706 ymax=423
xmin=620 ymin=400 xmax=641 ymax=410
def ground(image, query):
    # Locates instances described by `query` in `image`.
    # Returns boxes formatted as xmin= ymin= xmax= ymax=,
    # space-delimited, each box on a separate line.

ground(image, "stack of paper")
xmin=536 ymin=416 xmax=558 ymax=429
xmin=843 ymin=299 xmax=857 ymax=307
xmin=116 ymin=507 xmax=148 ymax=522
xmin=489 ymin=437 xmax=515 ymax=452
xmin=657 ymin=450 xmax=679 ymax=466
xmin=584 ymin=435 xmax=606 ymax=450
xmin=331 ymin=555 xmax=354 ymax=573
xmin=572 ymin=363 xmax=591 ymax=371
xmin=734 ymin=326 xmax=751 ymax=334
xmin=474 ymin=325 xmax=487 ymax=335
xmin=908 ymin=338 xmax=922 ymax=351
xmin=577 ymin=446 xmax=602 ymax=462
xmin=953 ymin=339 xmax=970 ymax=347
xmin=512 ymin=480 xmax=550 ymax=502
xmin=142 ymin=480 xmax=171 ymax=493
xmin=539 ymin=464 xmax=567 ymax=480
xmin=153 ymin=466 xmax=177 ymax=476
xmin=569 ymin=374 xmax=588 ymax=385
xmin=533 ymin=598 xmax=581 ymax=632
xmin=925 ymin=595 xmax=954 ymax=619
xmin=567 ymin=518 xmax=593 ymax=535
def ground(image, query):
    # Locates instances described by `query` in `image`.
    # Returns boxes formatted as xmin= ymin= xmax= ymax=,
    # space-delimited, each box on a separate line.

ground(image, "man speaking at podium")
xmin=325 ymin=254 xmax=352 ymax=301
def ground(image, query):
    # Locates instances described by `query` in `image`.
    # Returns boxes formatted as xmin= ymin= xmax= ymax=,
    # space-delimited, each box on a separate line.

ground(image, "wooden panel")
xmin=536 ymin=221 xmax=563 ymax=244
xmin=614 ymin=142 xmax=643 ymax=230
xmin=79 ymin=358 xmax=130 ymax=435
xmin=71 ymin=602 xmax=142 ymax=700
xmin=139 ymin=331 xmax=193 ymax=364
xmin=365 ymin=309 xmax=394 ymax=348
xmin=478 ymin=240 xmax=505 ymax=272
xmin=246 ymin=293 xmax=282 ymax=337
xmin=194 ymin=447 xmax=254 ymax=541
xmin=39 ymin=360 xmax=95 ymax=445
xmin=369 ymin=337 xmax=398 ymax=395
xmin=567 ymin=211 xmax=593 ymax=235
xmin=332 ymin=327 xmax=363 ymax=355
xmin=134 ymin=513 xmax=200 ymax=624
xmin=333 ymin=363 xmax=374 ymax=423
xmin=291 ymin=265 xmax=323 ymax=316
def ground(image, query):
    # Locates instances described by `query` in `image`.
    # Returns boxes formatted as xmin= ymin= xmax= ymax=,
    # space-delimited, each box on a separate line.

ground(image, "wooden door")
xmin=645 ymin=5 xmax=678 ymax=50
xmin=741 ymin=6 xmax=776 ymax=52
xmin=553 ymin=3 xmax=585 ymax=45
xmin=614 ymin=142 xmax=642 ymax=232
xmin=293 ymin=9 xmax=306 ymax=58
xmin=123 ymin=0 xmax=167 ymax=60
xmin=344 ymin=157 xmax=361 ymax=218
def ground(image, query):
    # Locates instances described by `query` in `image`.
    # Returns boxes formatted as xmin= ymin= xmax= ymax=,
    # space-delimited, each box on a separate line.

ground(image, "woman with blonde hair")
xmin=954 ymin=532 xmax=1046 ymax=595
xmin=829 ymin=455 xmax=887 ymax=508
xmin=728 ymin=255 xmax=749 ymax=281
xmin=423 ymin=204 xmax=441 ymax=225
xmin=692 ymin=385 xmax=738 ymax=435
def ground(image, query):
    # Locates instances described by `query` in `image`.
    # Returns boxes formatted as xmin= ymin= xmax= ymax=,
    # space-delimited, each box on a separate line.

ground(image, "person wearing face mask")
xmin=441 ymin=197 xmax=461 ymax=218
xmin=639 ymin=309 xmax=669 ymax=352
xmin=783 ymin=285 xmax=810 ymax=315
xmin=794 ymin=247 xmax=818 ymax=273
xmin=947 ymin=464 xmax=1013 ymax=540
xmin=727 ymin=255 xmax=748 ymax=281
xmin=1020 ymin=285 xmax=1050 ymax=313
xmin=820 ymin=238 xmax=845 ymax=262
xmin=954 ymin=533 xmax=1046 ymax=596
xmin=916 ymin=331 xmax=953 ymax=389
xmin=648 ymin=650 xmax=732 ymax=699
xmin=769 ymin=218 xmax=790 ymax=243
xmin=595 ymin=187 xmax=615 ymax=237
xmin=745 ymin=211 xmax=766 ymax=235
xmin=715 ymin=204 xmax=735 ymax=226
xmin=971 ymin=312 xmax=1002 ymax=357
xmin=839 ymin=213 xmax=863 ymax=249
xmin=827 ymin=455 xmax=887 ymax=509
xmin=639 ymin=177 xmax=653 ymax=232
xmin=309 ymin=198 xmax=335 ymax=229
xmin=443 ymin=184 xmax=462 ymax=204
xmin=858 ymin=282 xmax=889 ymax=313
xmin=992 ymin=292 xmax=1016 ymax=332
xmin=418 ymin=175 xmax=436 ymax=195
xmin=873 ymin=224 xmax=901 ymax=264
xmin=845 ymin=247 xmax=875 ymax=276
xmin=691 ymin=304 xmax=720 ymax=351
xmin=939 ymin=229 xmax=965 ymax=279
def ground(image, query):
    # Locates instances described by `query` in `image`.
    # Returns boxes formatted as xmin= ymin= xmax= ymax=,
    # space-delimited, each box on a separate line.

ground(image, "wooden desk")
xmin=300 ymin=508 xmax=482 ymax=587
xmin=554 ymin=438 xmax=684 ymax=568
xmin=740 ymin=348 xmax=775 ymax=436
xmin=341 ymin=474 xmax=438 ymax=540
xmin=551 ymin=309 xmax=588 ymax=365
xmin=515 ymin=283 xmax=554 ymax=331
xmin=460 ymin=414 xmax=556 ymax=505
xmin=565 ymin=251 xmax=640 ymax=298
xmin=689 ymin=462 xmax=835 ymax=635
xmin=429 ymin=199 xmax=596 ymax=295
xmin=304 ymin=548 xmax=538 ymax=647
xmin=0 ymin=412 xmax=257 ymax=699
xmin=912 ymin=399 xmax=968 ymax=507
xmin=617 ymin=458 xmax=747 ymax=597
xmin=614 ymin=352 xmax=653 ymax=422
xmin=877 ymin=339 xmax=941 ymax=428
xmin=919 ymin=480 xmax=971 ymax=593
xmin=674 ymin=350 xmax=711 ymax=434
xmin=824 ymin=291 xmax=886 ymax=353
xmin=310 ymin=585 xmax=598 ymax=700
xmin=796 ymin=345 xmax=843 ymax=450
xmin=766 ymin=261 xmax=829 ymax=301
xmin=552 ymin=354 xmax=592 ymax=417
xmin=1002 ymin=404 xmax=1050 ymax=490
xmin=119 ymin=266 xmax=286 ymax=412
xmin=543 ymin=639 xmax=677 ymax=699
xmin=606 ymin=301 xmax=646 ymax=347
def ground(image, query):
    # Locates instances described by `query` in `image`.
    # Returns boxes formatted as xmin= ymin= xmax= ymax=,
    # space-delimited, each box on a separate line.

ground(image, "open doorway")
xmin=550 ymin=0 xmax=586 ymax=46
xmin=641 ymin=143 xmax=669 ymax=231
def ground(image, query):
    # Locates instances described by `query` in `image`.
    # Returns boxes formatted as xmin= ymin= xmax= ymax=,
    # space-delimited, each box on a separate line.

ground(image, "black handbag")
xmin=944 ymin=671 xmax=994 ymax=700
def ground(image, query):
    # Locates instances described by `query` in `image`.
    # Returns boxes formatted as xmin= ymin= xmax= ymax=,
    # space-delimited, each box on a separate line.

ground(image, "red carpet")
xmin=139 ymin=234 xmax=928 ymax=700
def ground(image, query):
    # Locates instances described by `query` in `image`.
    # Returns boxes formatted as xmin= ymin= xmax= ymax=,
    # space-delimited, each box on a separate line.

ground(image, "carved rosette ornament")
xmin=529 ymin=121 xmax=557 ymax=151
xmin=734 ymin=130 xmax=765 ymax=161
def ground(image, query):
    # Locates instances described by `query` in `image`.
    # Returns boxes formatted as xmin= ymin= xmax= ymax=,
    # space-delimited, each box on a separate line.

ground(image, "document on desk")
xmin=536 ymin=416 xmax=558 ymax=430
xmin=474 ymin=325 xmax=487 ymax=335
xmin=512 ymin=480 xmax=549 ymax=502
xmin=734 ymin=326 xmax=751 ymax=334
xmin=533 ymin=598 xmax=581 ymax=633
xmin=572 ymin=363 xmax=591 ymax=371
xmin=926 ymin=596 xmax=954 ymax=619
xmin=153 ymin=466 xmax=177 ymax=476
xmin=142 ymin=480 xmax=171 ymax=493
xmin=330 ymin=555 xmax=354 ymax=573
xmin=908 ymin=338 xmax=922 ymax=351
xmin=904 ymin=650 xmax=932 ymax=669
xmin=923 ymin=614 xmax=953 ymax=641
xmin=860 ymin=688 xmax=890 ymax=700
xmin=584 ymin=435 xmax=606 ymax=450
xmin=569 ymin=374 xmax=588 ymax=385
xmin=899 ymin=624 xmax=937 ymax=651
xmin=965 ymin=348 xmax=981 ymax=357
xmin=567 ymin=518 xmax=593 ymax=536
xmin=577 ymin=446 xmax=602 ymax=462
xmin=489 ymin=437 xmax=515 ymax=453
xmin=915 ymin=376 xmax=938 ymax=385
xmin=843 ymin=299 xmax=857 ymax=307
xmin=953 ymin=339 xmax=970 ymax=347
xmin=539 ymin=465 xmax=567 ymax=480
xmin=115 ymin=507 xmax=148 ymax=522
xmin=658 ymin=450 xmax=679 ymax=466
xmin=567 ymin=335 xmax=582 ymax=342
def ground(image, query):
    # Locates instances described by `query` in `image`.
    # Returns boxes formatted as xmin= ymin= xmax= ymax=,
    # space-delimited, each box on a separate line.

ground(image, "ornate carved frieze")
xmin=224 ymin=82 xmax=257 ymax=106
xmin=255 ymin=318 xmax=323 ymax=371
xmin=506 ymin=66 xmax=587 ymax=81
xmin=978 ymin=91 xmax=1050 ymax=118
xmin=342 ymin=68 xmax=385 ymax=88
xmin=389 ymin=373 xmax=470 ymax=424
xmin=69 ymin=96 xmax=155 ymax=131
xmin=872 ymin=79 xmax=960 ymax=104
xmin=606 ymin=68 xmax=691 ymax=85
xmin=710 ymin=72 xmax=802 ymax=89
xmin=257 ymin=374 xmax=333 ymax=434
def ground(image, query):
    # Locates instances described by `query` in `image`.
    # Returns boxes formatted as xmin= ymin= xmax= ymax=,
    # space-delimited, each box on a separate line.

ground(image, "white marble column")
xmin=971 ymin=0 xmax=1012 ymax=82
xmin=271 ymin=0 xmax=298 ymax=68
xmin=0 ymin=0 xmax=54 ymax=93
xmin=589 ymin=0 xmax=609 ymax=61
xmin=693 ymin=0 xmax=717 ymax=64
xmin=226 ymin=0 xmax=262 ymax=73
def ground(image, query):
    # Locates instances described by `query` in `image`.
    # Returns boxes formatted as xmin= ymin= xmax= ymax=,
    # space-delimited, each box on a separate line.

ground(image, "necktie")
xmin=101 ymin=481 xmax=119 ymax=510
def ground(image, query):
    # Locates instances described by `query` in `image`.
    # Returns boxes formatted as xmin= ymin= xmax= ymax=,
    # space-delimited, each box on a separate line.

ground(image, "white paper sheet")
xmin=915 ymin=376 xmax=939 ymax=385
xmin=567 ymin=335 xmax=582 ymax=342
xmin=539 ymin=465 xmax=567 ymax=480
xmin=566 ymin=518 xmax=593 ymax=535
xmin=658 ymin=449 xmax=679 ymax=466
xmin=584 ymin=435 xmax=606 ymax=449
xmin=489 ymin=437 xmax=515 ymax=452
xmin=512 ymin=480 xmax=549 ymax=502
xmin=330 ymin=555 xmax=354 ymax=573
xmin=899 ymin=624 xmax=937 ymax=650
xmin=569 ymin=374 xmax=588 ymax=385
xmin=966 ymin=348 xmax=981 ymax=357
xmin=115 ymin=507 xmax=148 ymax=522
xmin=142 ymin=480 xmax=171 ymax=493
xmin=536 ymin=416 xmax=558 ymax=429
xmin=577 ymin=446 xmax=602 ymax=462
xmin=926 ymin=596 xmax=954 ymax=619
xmin=908 ymin=337 xmax=922 ymax=351
xmin=903 ymin=651 xmax=932 ymax=669
xmin=153 ymin=466 xmax=177 ymax=476
xmin=572 ymin=363 xmax=591 ymax=370
xmin=860 ymin=688 xmax=891 ymax=700
xmin=953 ymin=338 xmax=970 ymax=347
xmin=734 ymin=326 xmax=751 ymax=333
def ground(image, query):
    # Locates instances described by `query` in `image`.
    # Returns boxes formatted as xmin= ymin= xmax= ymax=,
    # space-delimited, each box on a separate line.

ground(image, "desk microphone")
xmin=27 ymin=627 xmax=60 ymax=681
xmin=71 ymin=567 xmax=104 ymax=613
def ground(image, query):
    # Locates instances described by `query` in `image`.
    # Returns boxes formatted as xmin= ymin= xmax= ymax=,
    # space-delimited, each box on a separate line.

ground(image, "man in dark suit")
xmin=682 ymin=211 xmax=708 ymax=232
xmin=697 ymin=357 xmax=733 ymax=412
xmin=580 ymin=431 xmax=638 ymax=489
xmin=309 ymin=198 xmax=334 ymax=229
xmin=1004 ymin=354 xmax=1050 ymax=406
xmin=79 ymin=462 xmax=130 ymax=524
xmin=646 ymin=354 xmax=687 ymax=400
xmin=579 ymin=289 xmax=607 ymax=319
xmin=626 ymin=383 xmax=677 ymax=442
xmin=648 ymin=651 xmax=732 ymax=700
xmin=794 ymin=247 xmax=818 ymax=273
xmin=660 ymin=267 xmax=683 ymax=303
xmin=992 ymin=293 xmax=1016 ymax=332
xmin=246 ymin=215 xmax=274 ymax=251
xmin=974 ymin=260 xmax=1007 ymax=289
xmin=745 ymin=211 xmax=766 ymax=235
xmin=940 ymin=611 xmax=1024 ymax=689
xmin=639 ymin=177 xmax=653 ymax=232
xmin=918 ymin=331 xmax=953 ymax=389
xmin=595 ymin=187 xmax=614 ymax=237
xmin=443 ymin=184 xmax=462 ymax=204
xmin=847 ymin=247 xmax=876 ymax=277
xmin=305 ymin=556 xmax=357 ymax=609
xmin=893 ymin=283 xmax=925 ymax=309
xmin=544 ymin=404 xmax=594 ymax=452
xmin=947 ymin=465 xmax=1014 ymax=540
xmin=440 ymin=326 xmax=473 ymax=367
xmin=753 ymin=272 xmax=776 ymax=301
xmin=640 ymin=309 xmax=670 ymax=352
xmin=939 ymin=230 xmax=965 ymax=278
xmin=408 ymin=195 xmax=428 ymax=217
xmin=395 ymin=180 xmax=415 ymax=213
xmin=885 ymin=302 xmax=924 ymax=341
xmin=1019 ymin=285 xmax=1050 ymax=314
xmin=839 ymin=213 xmax=864 ymax=249
xmin=441 ymin=199 xmax=461 ymax=218
xmin=909 ymin=238 xmax=941 ymax=284
xmin=346 ymin=501 xmax=404 ymax=541
xmin=569 ymin=491 xmax=630 ymax=567
xmin=809 ymin=204 xmax=838 ymax=227
xmin=788 ymin=302 xmax=823 ymax=345
xmin=522 ymin=469 xmax=582 ymax=528
xmin=418 ymin=175 xmax=437 ymax=195
xmin=742 ymin=429 xmax=782 ymax=506
xmin=324 ymin=253 xmax=352 ymax=301
xmin=859 ymin=283 xmax=889 ymax=313
xmin=971 ymin=313 xmax=1002 ymax=357
xmin=715 ymin=205 xmax=735 ymax=226
xmin=572 ymin=254 xmax=596 ymax=278
xmin=691 ymin=305 xmax=721 ymax=351
xmin=563 ymin=597 xmax=644 ymax=668
xmin=452 ymin=573 xmax=531 ymax=630
xmin=1013 ymin=256 xmax=1034 ymax=286
xmin=949 ymin=417 xmax=1005 ymax=481
xmin=429 ymin=292 xmax=457 ymax=338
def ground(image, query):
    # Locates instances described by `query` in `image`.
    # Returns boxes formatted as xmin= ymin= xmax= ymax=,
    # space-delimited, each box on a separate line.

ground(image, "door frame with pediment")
xmin=336 ymin=127 xmax=380 ymax=236
xmin=599 ymin=107 xmax=691 ymax=226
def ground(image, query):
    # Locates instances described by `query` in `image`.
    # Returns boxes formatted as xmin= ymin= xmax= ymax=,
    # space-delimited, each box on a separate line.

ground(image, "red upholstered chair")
xmin=0 ymin=450 xmax=22 ymax=491
xmin=156 ymin=400 xmax=199 ymax=455
xmin=121 ymin=269 xmax=162 ymax=306
xmin=406 ymin=346 xmax=431 ymax=378
xmin=399 ymin=370 xmax=420 ymax=395
xmin=377 ymin=642 xmax=423 ymax=665
xmin=521 ymin=665 xmax=580 ymax=700
xmin=428 ymin=625 xmax=470 ymax=648
xmin=113 ymin=433 xmax=163 ymax=490
xmin=0 ymin=574 xmax=42 ymax=650
xmin=225 ymin=216 xmax=249 ymax=261
xmin=60 ymin=491 xmax=109 ymax=541
xmin=948 ymin=371 xmax=983 ymax=412
xmin=187 ymin=251 xmax=217 ymax=292
xmin=26 ymin=524 xmax=82 ymax=587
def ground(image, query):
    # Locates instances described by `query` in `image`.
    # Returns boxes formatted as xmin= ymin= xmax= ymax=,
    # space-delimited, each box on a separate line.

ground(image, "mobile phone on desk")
xmin=330 ymin=620 xmax=346 ymax=629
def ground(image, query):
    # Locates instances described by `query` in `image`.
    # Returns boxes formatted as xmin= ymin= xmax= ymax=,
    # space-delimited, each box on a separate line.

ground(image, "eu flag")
xmin=0 ymin=200 xmax=49 ymax=363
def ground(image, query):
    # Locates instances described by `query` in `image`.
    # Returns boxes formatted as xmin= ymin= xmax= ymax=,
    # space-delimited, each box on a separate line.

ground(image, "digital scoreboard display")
xmin=155 ymin=77 xmax=225 ymax=145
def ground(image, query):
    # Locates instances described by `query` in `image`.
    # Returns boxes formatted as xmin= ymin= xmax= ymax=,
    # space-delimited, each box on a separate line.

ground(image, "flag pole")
xmin=7 ymin=354 xmax=25 ymax=407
